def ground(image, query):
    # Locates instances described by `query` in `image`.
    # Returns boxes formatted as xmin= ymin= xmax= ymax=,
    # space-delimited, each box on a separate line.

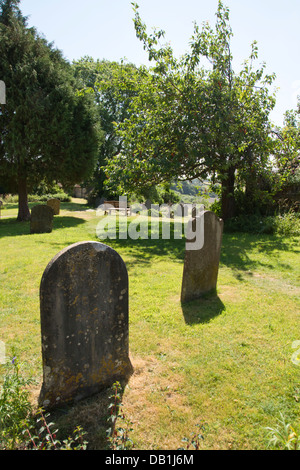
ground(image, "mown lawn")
xmin=0 ymin=200 xmax=299 ymax=449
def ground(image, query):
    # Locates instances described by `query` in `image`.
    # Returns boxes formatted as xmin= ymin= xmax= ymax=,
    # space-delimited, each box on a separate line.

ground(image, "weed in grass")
xmin=0 ymin=358 xmax=88 ymax=450
xmin=179 ymin=423 xmax=207 ymax=450
xmin=106 ymin=381 xmax=134 ymax=450
xmin=25 ymin=410 xmax=87 ymax=450
xmin=266 ymin=412 xmax=300 ymax=450
xmin=0 ymin=358 xmax=34 ymax=449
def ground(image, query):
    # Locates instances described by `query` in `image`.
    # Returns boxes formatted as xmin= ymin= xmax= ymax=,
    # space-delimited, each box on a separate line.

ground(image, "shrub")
xmin=224 ymin=214 xmax=275 ymax=235
xmin=0 ymin=358 xmax=34 ymax=449
xmin=266 ymin=413 xmax=300 ymax=450
xmin=106 ymin=381 xmax=133 ymax=450
xmin=0 ymin=358 xmax=87 ymax=450
xmin=272 ymin=212 xmax=300 ymax=237
xmin=224 ymin=212 xmax=300 ymax=237
xmin=4 ymin=192 xmax=71 ymax=204
xmin=28 ymin=192 xmax=71 ymax=203
xmin=25 ymin=410 xmax=87 ymax=450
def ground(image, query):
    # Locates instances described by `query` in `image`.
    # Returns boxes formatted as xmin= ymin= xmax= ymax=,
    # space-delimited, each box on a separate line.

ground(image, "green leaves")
xmin=106 ymin=381 xmax=133 ymax=450
xmin=106 ymin=1 xmax=277 ymax=220
xmin=0 ymin=358 xmax=34 ymax=449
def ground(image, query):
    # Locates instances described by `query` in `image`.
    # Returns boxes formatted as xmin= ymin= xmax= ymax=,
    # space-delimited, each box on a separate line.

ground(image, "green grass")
xmin=0 ymin=200 xmax=299 ymax=449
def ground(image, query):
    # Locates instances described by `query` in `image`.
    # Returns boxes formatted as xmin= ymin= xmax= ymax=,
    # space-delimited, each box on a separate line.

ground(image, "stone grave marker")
xmin=39 ymin=241 xmax=133 ymax=409
xmin=47 ymin=198 xmax=60 ymax=215
xmin=30 ymin=205 xmax=53 ymax=234
xmin=181 ymin=211 xmax=223 ymax=303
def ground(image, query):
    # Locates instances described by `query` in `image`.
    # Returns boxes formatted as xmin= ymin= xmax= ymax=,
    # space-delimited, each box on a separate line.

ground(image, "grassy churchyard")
xmin=0 ymin=199 xmax=299 ymax=450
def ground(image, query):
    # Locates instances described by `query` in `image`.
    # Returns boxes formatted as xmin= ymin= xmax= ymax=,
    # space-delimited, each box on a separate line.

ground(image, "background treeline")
xmin=0 ymin=1 xmax=299 ymax=229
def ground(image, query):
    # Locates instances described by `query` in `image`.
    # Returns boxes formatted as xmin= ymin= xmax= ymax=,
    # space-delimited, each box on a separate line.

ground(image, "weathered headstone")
xmin=181 ymin=211 xmax=223 ymax=303
xmin=30 ymin=205 xmax=53 ymax=234
xmin=39 ymin=241 xmax=133 ymax=409
xmin=47 ymin=198 xmax=60 ymax=215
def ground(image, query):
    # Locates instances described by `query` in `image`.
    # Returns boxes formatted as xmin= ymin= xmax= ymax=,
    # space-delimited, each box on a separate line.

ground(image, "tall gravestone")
xmin=39 ymin=241 xmax=133 ymax=409
xmin=30 ymin=205 xmax=53 ymax=234
xmin=181 ymin=211 xmax=223 ymax=303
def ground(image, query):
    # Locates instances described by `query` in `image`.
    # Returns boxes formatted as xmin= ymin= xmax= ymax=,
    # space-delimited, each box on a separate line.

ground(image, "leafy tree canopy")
xmin=273 ymin=102 xmax=300 ymax=186
xmin=72 ymin=58 xmax=141 ymax=200
xmin=105 ymin=1 xmax=277 ymax=220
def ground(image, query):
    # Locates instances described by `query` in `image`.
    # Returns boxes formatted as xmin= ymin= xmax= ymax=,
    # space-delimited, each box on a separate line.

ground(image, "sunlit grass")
xmin=0 ymin=201 xmax=299 ymax=449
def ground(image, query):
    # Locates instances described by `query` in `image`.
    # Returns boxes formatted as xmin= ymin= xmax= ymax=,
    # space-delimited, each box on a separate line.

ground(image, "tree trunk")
xmin=245 ymin=175 xmax=257 ymax=213
xmin=17 ymin=174 xmax=31 ymax=221
xmin=221 ymin=167 xmax=235 ymax=221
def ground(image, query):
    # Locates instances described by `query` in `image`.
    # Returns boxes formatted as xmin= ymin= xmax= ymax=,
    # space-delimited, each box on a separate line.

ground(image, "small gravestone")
xmin=30 ymin=205 xmax=53 ymax=234
xmin=181 ymin=211 xmax=223 ymax=303
xmin=39 ymin=241 xmax=133 ymax=409
xmin=47 ymin=198 xmax=60 ymax=215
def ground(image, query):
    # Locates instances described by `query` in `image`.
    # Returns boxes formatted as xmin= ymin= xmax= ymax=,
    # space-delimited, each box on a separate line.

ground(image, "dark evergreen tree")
xmin=0 ymin=0 xmax=101 ymax=220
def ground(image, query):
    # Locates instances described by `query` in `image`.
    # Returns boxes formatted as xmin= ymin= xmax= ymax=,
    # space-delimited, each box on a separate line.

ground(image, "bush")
xmin=4 ymin=192 xmax=71 ymax=204
xmin=272 ymin=212 xmax=300 ymax=237
xmin=25 ymin=410 xmax=87 ymax=450
xmin=224 ymin=214 xmax=275 ymax=235
xmin=210 ymin=198 xmax=221 ymax=217
xmin=28 ymin=192 xmax=71 ymax=203
xmin=0 ymin=358 xmax=87 ymax=450
xmin=0 ymin=358 xmax=34 ymax=449
xmin=106 ymin=381 xmax=133 ymax=450
xmin=224 ymin=212 xmax=300 ymax=237
xmin=3 ymin=194 xmax=19 ymax=203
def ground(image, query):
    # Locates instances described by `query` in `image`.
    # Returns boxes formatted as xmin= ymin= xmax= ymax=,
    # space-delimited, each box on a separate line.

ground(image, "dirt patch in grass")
xmin=121 ymin=354 xmax=196 ymax=449
xmin=251 ymin=272 xmax=300 ymax=295
xmin=27 ymin=354 xmax=190 ymax=450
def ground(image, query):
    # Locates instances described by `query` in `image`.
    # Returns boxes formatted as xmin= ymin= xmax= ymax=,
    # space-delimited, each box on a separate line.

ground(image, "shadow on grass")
xmin=220 ymin=232 xmax=299 ymax=278
xmin=99 ymin=219 xmax=299 ymax=269
xmin=47 ymin=381 xmax=127 ymax=450
xmin=53 ymin=216 xmax=86 ymax=230
xmin=181 ymin=293 xmax=226 ymax=325
xmin=108 ymin=237 xmax=186 ymax=266
xmin=100 ymin=218 xmax=186 ymax=264
xmin=0 ymin=216 xmax=85 ymax=238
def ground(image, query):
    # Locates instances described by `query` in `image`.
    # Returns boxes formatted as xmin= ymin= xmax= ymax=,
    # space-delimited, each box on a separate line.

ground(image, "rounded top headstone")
xmin=39 ymin=241 xmax=133 ymax=409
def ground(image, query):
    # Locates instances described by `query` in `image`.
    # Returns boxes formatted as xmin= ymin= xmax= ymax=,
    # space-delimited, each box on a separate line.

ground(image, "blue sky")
xmin=20 ymin=0 xmax=300 ymax=127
